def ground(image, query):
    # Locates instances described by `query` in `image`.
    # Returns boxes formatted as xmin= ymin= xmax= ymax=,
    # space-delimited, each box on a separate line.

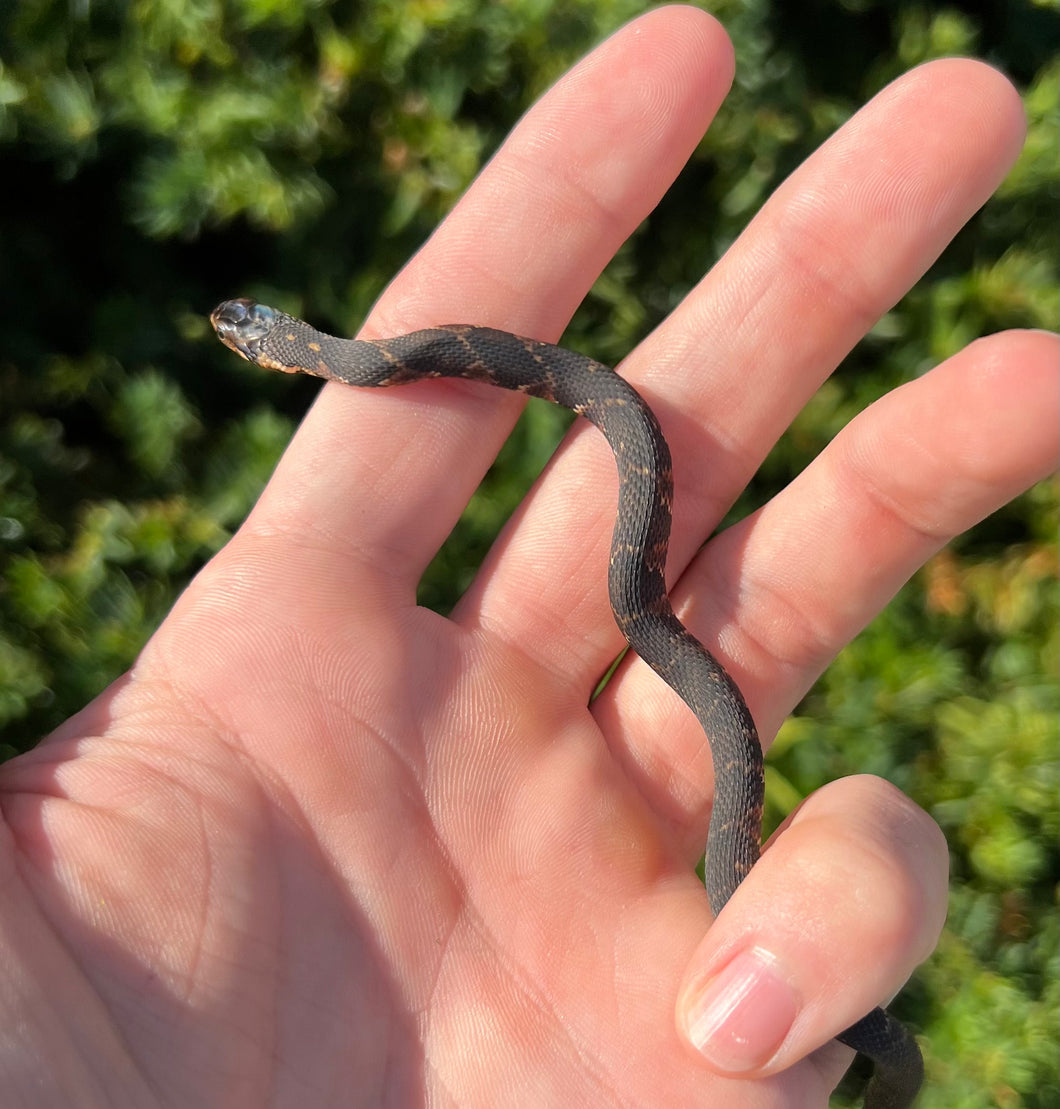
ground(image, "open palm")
xmin=2 ymin=9 xmax=1056 ymax=1108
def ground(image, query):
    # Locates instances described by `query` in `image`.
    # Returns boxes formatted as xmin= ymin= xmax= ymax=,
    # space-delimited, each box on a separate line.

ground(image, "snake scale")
xmin=211 ymin=296 xmax=923 ymax=1108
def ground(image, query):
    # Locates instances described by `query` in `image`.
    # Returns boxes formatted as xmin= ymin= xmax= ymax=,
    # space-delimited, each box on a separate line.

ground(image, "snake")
xmin=211 ymin=296 xmax=924 ymax=1108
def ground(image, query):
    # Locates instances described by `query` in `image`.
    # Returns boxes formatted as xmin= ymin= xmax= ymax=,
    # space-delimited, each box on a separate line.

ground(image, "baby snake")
xmin=211 ymin=296 xmax=923 ymax=1107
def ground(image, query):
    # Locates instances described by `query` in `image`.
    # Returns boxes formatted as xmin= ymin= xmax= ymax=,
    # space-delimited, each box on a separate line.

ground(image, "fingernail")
xmin=681 ymin=946 xmax=799 ymax=1073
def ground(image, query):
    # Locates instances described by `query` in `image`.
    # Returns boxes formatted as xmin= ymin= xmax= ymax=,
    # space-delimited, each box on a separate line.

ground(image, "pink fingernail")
xmin=682 ymin=946 xmax=799 ymax=1073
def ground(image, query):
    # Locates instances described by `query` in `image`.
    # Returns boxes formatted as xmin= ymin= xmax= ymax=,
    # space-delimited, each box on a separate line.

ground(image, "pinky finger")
xmin=727 ymin=327 xmax=1060 ymax=740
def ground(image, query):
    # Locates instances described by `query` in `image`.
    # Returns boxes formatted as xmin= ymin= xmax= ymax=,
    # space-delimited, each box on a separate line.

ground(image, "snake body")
xmin=211 ymin=297 xmax=923 ymax=1107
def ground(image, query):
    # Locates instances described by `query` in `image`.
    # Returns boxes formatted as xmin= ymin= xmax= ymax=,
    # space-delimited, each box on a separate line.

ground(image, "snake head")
xmin=210 ymin=298 xmax=277 ymax=364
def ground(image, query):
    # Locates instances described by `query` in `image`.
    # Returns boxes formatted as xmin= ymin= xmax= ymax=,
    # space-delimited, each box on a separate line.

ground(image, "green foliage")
xmin=0 ymin=1 xmax=1056 ymax=1104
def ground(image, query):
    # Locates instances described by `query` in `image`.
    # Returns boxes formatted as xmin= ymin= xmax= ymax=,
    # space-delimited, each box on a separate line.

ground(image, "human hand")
xmin=1 ymin=7 xmax=1056 ymax=1107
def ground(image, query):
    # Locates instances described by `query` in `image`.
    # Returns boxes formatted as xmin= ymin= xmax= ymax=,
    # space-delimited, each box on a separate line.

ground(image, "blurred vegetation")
xmin=0 ymin=0 xmax=1056 ymax=1104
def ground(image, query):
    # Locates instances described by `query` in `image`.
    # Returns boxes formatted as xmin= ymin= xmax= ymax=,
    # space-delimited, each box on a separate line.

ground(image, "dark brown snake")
xmin=211 ymin=297 xmax=923 ymax=1107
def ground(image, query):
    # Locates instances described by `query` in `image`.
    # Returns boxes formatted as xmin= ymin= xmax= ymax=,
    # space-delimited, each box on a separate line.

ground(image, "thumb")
xmin=675 ymin=776 xmax=946 ymax=1088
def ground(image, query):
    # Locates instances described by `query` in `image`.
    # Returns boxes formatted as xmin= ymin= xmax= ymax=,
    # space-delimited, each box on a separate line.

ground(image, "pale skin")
xmin=1 ymin=8 xmax=1057 ymax=1108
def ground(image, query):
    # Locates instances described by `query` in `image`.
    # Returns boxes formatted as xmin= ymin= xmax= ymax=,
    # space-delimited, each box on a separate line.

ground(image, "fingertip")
xmin=653 ymin=3 xmax=736 ymax=89
xmin=924 ymin=328 xmax=1060 ymax=494
xmin=898 ymin=56 xmax=1027 ymax=152
xmin=634 ymin=3 xmax=734 ymax=58
xmin=967 ymin=327 xmax=1060 ymax=395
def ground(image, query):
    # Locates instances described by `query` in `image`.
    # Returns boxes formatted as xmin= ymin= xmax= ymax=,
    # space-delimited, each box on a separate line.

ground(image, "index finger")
xmin=240 ymin=7 xmax=735 ymax=600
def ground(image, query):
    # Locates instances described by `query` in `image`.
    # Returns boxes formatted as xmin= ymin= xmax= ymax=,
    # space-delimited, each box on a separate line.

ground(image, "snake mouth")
xmin=210 ymin=298 xmax=276 ymax=362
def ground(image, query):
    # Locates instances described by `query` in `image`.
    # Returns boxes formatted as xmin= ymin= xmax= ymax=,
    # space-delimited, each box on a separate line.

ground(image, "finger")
xmin=675 ymin=776 xmax=948 ymax=1084
xmin=467 ymin=59 xmax=1028 ymax=691
xmin=239 ymin=8 xmax=735 ymax=592
xmin=602 ymin=327 xmax=1058 ymax=849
